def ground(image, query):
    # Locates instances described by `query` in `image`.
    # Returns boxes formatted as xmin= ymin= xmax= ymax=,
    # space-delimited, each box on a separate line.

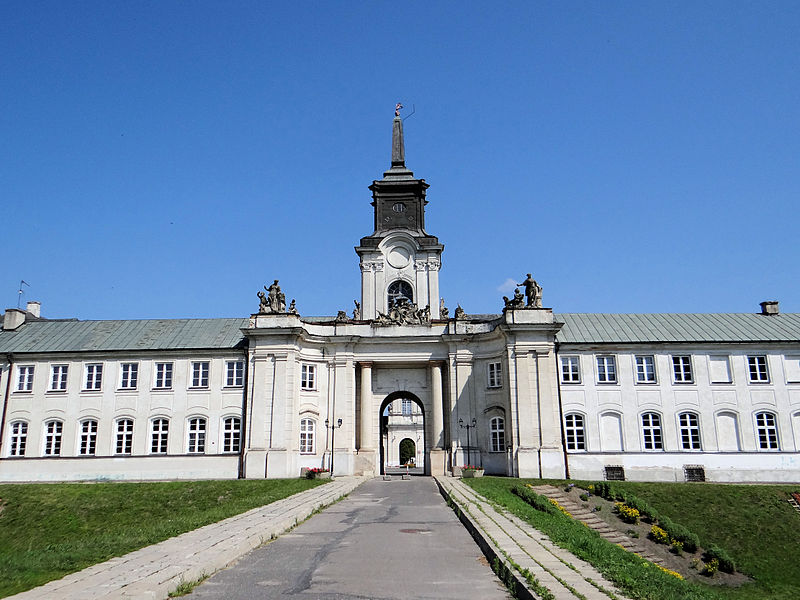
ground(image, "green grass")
xmin=0 ymin=478 xmax=326 ymax=598
xmin=464 ymin=477 xmax=800 ymax=600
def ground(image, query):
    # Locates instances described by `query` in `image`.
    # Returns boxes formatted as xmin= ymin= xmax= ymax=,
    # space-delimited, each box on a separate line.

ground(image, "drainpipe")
xmin=238 ymin=349 xmax=249 ymax=479
xmin=554 ymin=342 xmax=570 ymax=479
xmin=0 ymin=354 xmax=13 ymax=456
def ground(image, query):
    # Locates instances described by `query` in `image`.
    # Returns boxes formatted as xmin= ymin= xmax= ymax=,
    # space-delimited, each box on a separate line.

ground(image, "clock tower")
xmin=355 ymin=114 xmax=444 ymax=320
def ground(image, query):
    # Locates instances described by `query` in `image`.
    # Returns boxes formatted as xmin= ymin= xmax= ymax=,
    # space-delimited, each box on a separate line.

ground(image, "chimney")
xmin=26 ymin=301 xmax=41 ymax=318
xmin=2 ymin=308 xmax=26 ymax=330
xmin=759 ymin=301 xmax=779 ymax=316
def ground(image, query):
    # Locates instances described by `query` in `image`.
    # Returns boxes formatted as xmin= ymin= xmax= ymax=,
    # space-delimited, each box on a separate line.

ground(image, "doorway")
xmin=379 ymin=391 xmax=427 ymax=476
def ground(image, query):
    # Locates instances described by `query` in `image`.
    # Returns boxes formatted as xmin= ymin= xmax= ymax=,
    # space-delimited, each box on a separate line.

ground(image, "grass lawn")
xmin=464 ymin=477 xmax=800 ymax=600
xmin=0 ymin=478 xmax=326 ymax=598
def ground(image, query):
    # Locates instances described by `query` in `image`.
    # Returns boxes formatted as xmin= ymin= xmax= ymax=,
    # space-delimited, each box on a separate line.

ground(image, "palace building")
xmin=2 ymin=116 xmax=799 ymax=483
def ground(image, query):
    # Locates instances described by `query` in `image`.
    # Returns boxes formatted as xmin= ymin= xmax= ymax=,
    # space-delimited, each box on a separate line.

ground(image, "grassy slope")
xmin=0 ymin=478 xmax=326 ymax=598
xmin=465 ymin=478 xmax=800 ymax=600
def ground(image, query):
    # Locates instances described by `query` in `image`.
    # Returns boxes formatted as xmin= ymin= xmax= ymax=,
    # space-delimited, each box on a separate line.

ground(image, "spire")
xmin=383 ymin=104 xmax=413 ymax=180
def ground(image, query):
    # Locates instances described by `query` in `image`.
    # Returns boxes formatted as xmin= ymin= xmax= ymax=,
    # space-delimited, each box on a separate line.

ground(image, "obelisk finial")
xmin=391 ymin=103 xmax=405 ymax=168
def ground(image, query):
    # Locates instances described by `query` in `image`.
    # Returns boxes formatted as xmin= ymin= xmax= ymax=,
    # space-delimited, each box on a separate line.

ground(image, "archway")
xmin=379 ymin=391 xmax=427 ymax=476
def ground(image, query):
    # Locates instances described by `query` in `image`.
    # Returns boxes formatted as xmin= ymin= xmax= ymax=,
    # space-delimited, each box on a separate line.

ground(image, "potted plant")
xmin=460 ymin=465 xmax=484 ymax=478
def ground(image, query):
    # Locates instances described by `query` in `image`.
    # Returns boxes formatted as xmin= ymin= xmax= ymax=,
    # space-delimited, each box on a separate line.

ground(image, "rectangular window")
xmin=154 ymin=362 xmax=173 ymax=389
xmin=564 ymin=414 xmax=586 ymax=450
xmin=84 ymin=364 xmax=103 ymax=390
xmin=9 ymin=422 xmax=28 ymax=456
xmin=226 ymin=360 xmax=244 ymax=387
xmin=678 ymin=412 xmax=701 ymax=450
xmin=490 ymin=417 xmax=505 ymax=452
xmin=43 ymin=421 xmax=63 ymax=455
xmin=120 ymin=363 xmax=138 ymax=389
xmin=635 ymin=356 xmax=656 ymax=383
xmin=50 ymin=365 xmax=68 ymax=391
xmin=596 ymin=356 xmax=617 ymax=383
xmin=223 ymin=417 xmax=241 ymax=453
xmin=79 ymin=420 xmax=98 ymax=455
xmin=747 ymin=355 xmax=770 ymax=383
xmin=300 ymin=419 xmax=315 ymax=453
xmin=151 ymin=419 xmax=169 ymax=454
xmin=115 ymin=419 xmax=134 ymax=454
xmin=191 ymin=361 xmax=210 ymax=388
xmin=301 ymin=364 xmax=316 ymax=390
xmin=401 ymin=399 xmax=412 ymax=415
xmin=708 ymin=355 xmax=733 ymax=384
xmin=187 ymin=418 xmax=206 ymax=453
xmin=560 ymin=356 xmax=581 ymax=383
xmin=487 ymin=362 xmax=502 ymax=388
xmin=16 ymin=366 xmax=34 ymax=392
xmin=672 ymin=356 xmax=693 ymax=383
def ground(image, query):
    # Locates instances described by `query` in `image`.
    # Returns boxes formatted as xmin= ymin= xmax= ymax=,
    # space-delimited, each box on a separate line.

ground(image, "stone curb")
xmin=8 ymin=476 xmax=367 ymax=600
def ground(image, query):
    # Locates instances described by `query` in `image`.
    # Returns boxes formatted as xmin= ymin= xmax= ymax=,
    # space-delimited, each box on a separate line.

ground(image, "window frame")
xmin=115 ymin=418 xmax=134 ymax=455
xmin=187 ymin=417 xmax=207 ymax=454
xmin=8 ymin=421 xmax=28 ymax=456
xmin=596 ymin=355 xmax=617 ymax=384
xmin=119 ymin=363 xmax=139 ymax=390
xmin=564 ymin=413 xmax=586 ymax=451
xmin=634 ymin=355 xmax=657 ymax=384
xmin=190 ymin=361 xmax=210 ymax=389
xmin=487 ymin=361 xmax=503 ymax=389
xmin=84 ymin=363 xmax=103 ymax=391
xmin=641 ymin=412 xmax=664 ymax=450
xmin=301 ymin=364 xmax=316 ymax=391
xmin=560 ymin=356 xmax=581 ymax=384
xmin=49 ymin=364 xmax=69 ymax=392
xmin=222 ymin=417 xmax=241 ymax=453
xmin=15 ymin=365 xmax=34 ymax=392
xmin=489 ymin=416 xmax=505 ymax=452
xmin=153 ymin=362 xmax=173 ymax=390
xmin=150 ymin=418 xmax=169 ymax=454
xmin=300 ymin=418 xmax=315 ymax=454
xmin=747 ymin=355 xmax=770 ymax=384
xmin=78 ymin=419 xmax=98 ymax=456
xmin=43 ymin=420 xmax=64 ymax=456
xmin=225 ymin=360 xmax=244 ymax=387
xmin=672 ymin=355 xmax=694 ymax=384
xmin=755 ymin=411 xmax=779 ymax=450
xmin=678 ymin=412 xmax=701 ymax=450
xmin=387 ymin=280 xmax=414 ymax=305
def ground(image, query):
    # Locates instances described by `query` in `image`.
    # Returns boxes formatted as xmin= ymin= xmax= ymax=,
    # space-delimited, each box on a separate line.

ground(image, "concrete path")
xmin=8 ymin=476 xmax=366 ymax=600
xmin=186 ymin=477 xmax=511 ymax=600
xmin=437 ymin=477 xmax=627 ymax=600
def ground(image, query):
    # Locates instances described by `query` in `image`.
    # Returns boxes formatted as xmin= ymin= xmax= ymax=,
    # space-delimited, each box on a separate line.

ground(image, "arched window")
xmin=151 ymin=418 xmax=169 ymax=454
xmin=223 ymin=417 xmax=241 ymax=453
xmin=300 ymin=418 xmax=315 ymax=454
xmin=43 ymin=420 xmax=63 ymax=456
xmin=564 ymin=413 xmax=586 ymax=450
xmin=755 ymin=412 xmax=779 ymax=450
xmin=678 ymin=412 xmax=701 ymax=450
xmin=387 ymin=280 xmax=413 ymax=305
xmin=79 ymin=419 xmax=98 ymax=456
xmin=115 ymin=419 xmax=134 ymax=454
xmin=8 ymin=421 xmax=28 ymax=456
xmin=187 ymin=417 xmax=207 ymax=454
xmin=489 ymin=416 xmax=505 ymax=452
xmin=641 ymin=412 xmax=663 ymax=450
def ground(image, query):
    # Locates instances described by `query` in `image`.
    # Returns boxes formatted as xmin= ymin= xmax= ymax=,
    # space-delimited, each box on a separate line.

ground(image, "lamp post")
xmin=459 ymin=417 xmax=477 ymax=467
xmin=325 ymin=417 xmax=343 ymax=478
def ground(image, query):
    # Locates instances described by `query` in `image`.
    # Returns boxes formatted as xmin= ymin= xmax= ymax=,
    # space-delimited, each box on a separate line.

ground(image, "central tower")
xmin=355 ymin=114 xmax=444 ymax=320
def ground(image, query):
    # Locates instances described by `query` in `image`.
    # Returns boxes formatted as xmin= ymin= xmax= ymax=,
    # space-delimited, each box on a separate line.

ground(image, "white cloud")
xmin=497 ymin=278 xmax=517 ymax=294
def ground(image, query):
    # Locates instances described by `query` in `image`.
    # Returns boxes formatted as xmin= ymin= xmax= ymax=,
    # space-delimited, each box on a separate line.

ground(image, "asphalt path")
xmin=187 ymin=477 xmax=510 ymax=600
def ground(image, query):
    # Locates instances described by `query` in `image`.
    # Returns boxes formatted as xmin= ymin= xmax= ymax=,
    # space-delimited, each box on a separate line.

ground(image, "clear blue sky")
xmin=2 ymin=2 xmax=798 ymax=320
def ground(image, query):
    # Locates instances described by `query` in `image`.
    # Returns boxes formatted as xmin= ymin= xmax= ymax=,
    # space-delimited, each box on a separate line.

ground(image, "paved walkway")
xmin=8 ymin=476 xmax=366 ymax=600
xmin=186 ymin=477 xmax=510 ymax=599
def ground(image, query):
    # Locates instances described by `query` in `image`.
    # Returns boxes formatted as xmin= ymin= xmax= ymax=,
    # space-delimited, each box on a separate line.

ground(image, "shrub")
xmin=621 ymin=494 xmax=658 ymax=522
xmin=650 ymin=525 xmax=670 ymax=544
xmin=703 ymin=544 xmax=736 ymax=573
xmin=658 ymin=516 xmax=699 ymax=553
xmin=703 ymin=558 xmax=719 ymax=576
xmin=511 ymin=486 xmax=558 ymax=515
xmin=579 ymin=493 xmax=589 ymax=501
xmin=615 ymin=502 xmax=640 ymax=524
xmin=670 ymin=540 xmax=684 ymax=555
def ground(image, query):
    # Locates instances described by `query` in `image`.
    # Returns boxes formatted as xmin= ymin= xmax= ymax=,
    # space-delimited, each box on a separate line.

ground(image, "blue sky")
xmin=2 ymin=2 xmax=798 ymax=320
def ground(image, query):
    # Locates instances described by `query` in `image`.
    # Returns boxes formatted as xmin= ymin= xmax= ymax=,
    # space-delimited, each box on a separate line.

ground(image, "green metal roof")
xmin=0 ymin=318 xmax=248 ymax=354
xmin=556 ymin=313 xmax=800 ymax=344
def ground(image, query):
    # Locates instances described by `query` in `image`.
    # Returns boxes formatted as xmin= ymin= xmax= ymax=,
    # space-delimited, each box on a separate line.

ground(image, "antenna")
xmin=402 ymin=104 xmax=416 ymax=122
xmin=17 ymin=280 xmax=29 ymax=309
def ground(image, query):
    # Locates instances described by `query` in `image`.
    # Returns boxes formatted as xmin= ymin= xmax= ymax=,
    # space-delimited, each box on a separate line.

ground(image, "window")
xmin=641 ymin=412 xmax=663 ymax=450
xmin=151 ymin=419 xmax=169 ymax=454
xmin=489 ymin=416 xmax=505 ymax=452
xmin=43 ymin=420 xmax=63 ymax=455
xmin=301 ymin=364 xmax=316 ymax=390
xmin=226 ymin=360 xmax=244 ymax=387
xmin=678 ymin=412 xmax=701 ymax=450
xmin=187 ymin=418 xmax=206 ymax=453
xmin=596 ymin=356 xmax=617 ymax=383
xmin=755 ymin=412 xmax=779 ymax=450
xmin=222 ymin=417 xmax=241 ymax=453
xmin=79 ymin=419 xmax=98 ymax=455
xmin=120 ymin=363 xmax=138 ymax=389
xmin=154 ymin=362 xmax=173 ymax=389
xmin=564 ymin=413 xmax=586 ymax=450
xmin=672 ymin=356 xmax=693 ymax=383
xmin=487 ymin=362 xmax=502 ymax=388
xmin=8 ymin=422 xmax=27 ymax=456
xmin=84 ymin=364 xmax=103 ymax=390
xmin=635 ymin=356 xmax=656 ymax=383
xmin=401 ymin=399 xmax=412 ymax=415
xmin=747 ymin=355 xmax=770 ymax=383
xmin=49 ymin=365 xmax=68 ymax=391
xmin=300 ymin=418 xmax=315 ymax=454
xmin=708 ymin=355 xmax=733 ymax=383
xmin=560 ymin=356 xmax=581 ymax=383
xmin=387 ymin=280 xmax=413 ymax=305
xmin=115 ymin=419 xmax=134 ymax=454
xmin=191 ymin=361 xmax=210 ymax=388
xmin=16 ymin=365 xmax=34 ymax=392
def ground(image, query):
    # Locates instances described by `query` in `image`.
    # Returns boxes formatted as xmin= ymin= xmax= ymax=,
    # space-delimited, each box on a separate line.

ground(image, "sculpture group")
xmin=503 ymin=273 xmax=543 ymax=310
xmin=258 ymin=280 xmax=297 ymax=314
xmin=376 ymin=297 xmax=431 ymax=326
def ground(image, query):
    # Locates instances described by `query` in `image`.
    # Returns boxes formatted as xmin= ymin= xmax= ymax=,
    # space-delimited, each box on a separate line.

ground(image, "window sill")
xmin=634 ymin=381 xmax=658 ymax=385
xmin=81 ymin=389 xmax=103 ymax=393
xmin=222 ymin=385 xmax=244 ymax=390
xmin=560 ymin=381 xmax=582 ymax=385
xmin=188 ymin=387 xmax=210 ymax=391
xmin=151 ymin=388 xmax=173 ymax=392
xmin=12 ymin=390 xmax=33 ymax=394
xmin=116 ymin=388 xmax=138 ymax=393
xmin=46 ymin=390 xmax=68 ymax=394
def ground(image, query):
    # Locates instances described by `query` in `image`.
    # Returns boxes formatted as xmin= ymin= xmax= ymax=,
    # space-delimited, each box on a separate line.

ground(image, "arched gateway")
xmin=379 ymin=392 xmax=426 ymax=475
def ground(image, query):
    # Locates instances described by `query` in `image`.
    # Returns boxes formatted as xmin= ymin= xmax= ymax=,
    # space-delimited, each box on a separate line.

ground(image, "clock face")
xmin=392 ymin=202 xmax=406 ymax=213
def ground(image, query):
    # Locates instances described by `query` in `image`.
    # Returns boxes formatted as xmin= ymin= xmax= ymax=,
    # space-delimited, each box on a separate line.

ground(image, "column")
xmin=359 ymin=362 xmax=373 ymax=449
